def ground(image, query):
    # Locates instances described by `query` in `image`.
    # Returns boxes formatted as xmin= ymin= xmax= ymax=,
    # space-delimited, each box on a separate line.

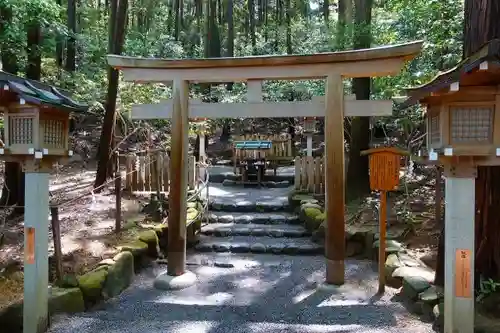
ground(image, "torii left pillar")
xmin=23 ymin=158 xmax=51 ymax=333
xmin=153 ymin=80 xmax=197 ymax=290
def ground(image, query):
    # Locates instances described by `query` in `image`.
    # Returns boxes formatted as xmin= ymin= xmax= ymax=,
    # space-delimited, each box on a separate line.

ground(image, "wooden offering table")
xmin=233 ymin=140 xmax=272 ymax=185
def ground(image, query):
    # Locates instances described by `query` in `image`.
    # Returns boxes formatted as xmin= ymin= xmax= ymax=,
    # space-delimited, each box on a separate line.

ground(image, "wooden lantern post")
xmin=192 ymin=117 xmax=207 ymax=163
xmin=192 ymin=117 xmax=207 ymax=180
xmin=0 ymin=77 xmax=87 ymax=333
xmin=361 ymin=147 xmax=407 ymax=293
xmin=303 ymin=117 xmax=316 ymax=157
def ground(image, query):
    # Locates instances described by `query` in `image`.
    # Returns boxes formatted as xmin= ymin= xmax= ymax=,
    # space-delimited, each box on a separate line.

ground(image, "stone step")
xmin=194 ymin=235 xmax=324 ymax=255
xmin=201 ymin=223 xmax=310 ymax=238
xmin=207 ymin=211 xmax=300 ymax=225
xmin=209 ymin=200 xmax=289 ymax=213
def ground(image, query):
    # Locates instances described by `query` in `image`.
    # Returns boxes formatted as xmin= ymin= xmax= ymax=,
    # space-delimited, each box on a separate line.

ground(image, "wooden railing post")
xmin=50 ymin=206 xmax=63 ymax=283
xmin=115 ymin=151 xmax=122 ymax=233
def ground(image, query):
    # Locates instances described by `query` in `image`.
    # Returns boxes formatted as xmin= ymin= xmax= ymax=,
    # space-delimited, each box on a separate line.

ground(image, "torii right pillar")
xmin=324 ymin=75 xmax=345 ymax=285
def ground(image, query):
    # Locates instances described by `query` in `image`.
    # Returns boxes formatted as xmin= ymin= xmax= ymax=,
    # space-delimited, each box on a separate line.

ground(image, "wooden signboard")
xmin=361 ymin=147 xmax=408 ymax=293
xmin=455 ymin=249 xmax=472 ymax=298
xmin=25 ymin=227 xmax=35 ymax=264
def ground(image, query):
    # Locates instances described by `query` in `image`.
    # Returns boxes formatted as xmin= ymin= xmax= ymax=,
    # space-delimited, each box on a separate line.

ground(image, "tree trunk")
xmin=226 ymin=0 xmax=234 ymax=90
xmin=94 ymin=0 xmax=128 ymax=191
xmin=435 ymin=225 xmax=445 ymax=287
xmin=273 ymin=0 xmax=281 ymax=52
xmin=173 ymin=0 xmax=180 ymax=40
xmin=0 ymin=5 xmax=18 ymax=74
xmin=26 ymin=22 xmax=42 ymax=81
xmin=346 ymin=0 xmax=373 ymax=201
xmin=217 ymin=0 xmax=223 ymax=24
xmin=66 ymin=0 xmax=77 ymax=72
xmin=263 ymin=0 xmax=268 ymax=42
xmin=285 ymin=0 xmax=292 ymax=54
xmin=55 ymin=0 xmax=64 ymax=67
xmin=322 ymin=0 xmax=329 ymax=23
xmin=463 ymin=0 xmax=500 ymax=59
xmin=248 ymin=0 xmax=256 ymax=54
xmin=475 ymin=167 xmax=500 ymax=279
xmin=336 ymin=0 xmax=352 ymax=50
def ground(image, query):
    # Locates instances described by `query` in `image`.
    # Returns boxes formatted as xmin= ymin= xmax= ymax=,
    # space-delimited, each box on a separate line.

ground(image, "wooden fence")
xmin=294 ymin=156 xmax=325 ymax=195
xmin=122 ymin=150 xmax=196 ymax=193
xmin=294 ymin=155 xmax=350 ymax=195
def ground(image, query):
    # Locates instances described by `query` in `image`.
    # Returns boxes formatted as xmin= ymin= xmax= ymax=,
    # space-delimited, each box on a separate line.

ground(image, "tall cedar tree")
xmin=94 ymin=0 xmax=128 ymax=190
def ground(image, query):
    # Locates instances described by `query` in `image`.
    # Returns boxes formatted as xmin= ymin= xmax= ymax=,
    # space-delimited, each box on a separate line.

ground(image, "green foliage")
xmin=0 ymin=0 xmax=465 ymax=146
xmin=477 ymin=276 xmax=500 ymax=302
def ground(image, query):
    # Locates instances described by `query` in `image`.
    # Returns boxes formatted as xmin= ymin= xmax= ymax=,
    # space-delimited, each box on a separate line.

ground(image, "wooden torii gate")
xmin=108 ymin=41 xmax=423 ymax=288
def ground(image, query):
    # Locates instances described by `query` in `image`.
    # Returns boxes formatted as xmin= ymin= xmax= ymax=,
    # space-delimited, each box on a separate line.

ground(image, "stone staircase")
xmin=194 ymin=184 xmax=323 ymax=255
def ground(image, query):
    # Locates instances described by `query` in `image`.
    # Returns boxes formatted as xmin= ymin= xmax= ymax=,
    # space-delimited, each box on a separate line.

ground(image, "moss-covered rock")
xmin=372 ymin=239 xmax=404 ymax=261
xmin=0 ymin=299 xmax=23 ymax=332
xmin=299 ymin=205 xmax=324 ymax=232
xmin=78 ymin=266 xmax=109 ymax=304
xmin=418 ymin=285 xmax=443 ymax=306
xmin=392 ymin=266 xmax=435 ymax=283
xmin=402 ymin=275 xmax=432 ymax=300
xmin=49 ymin=287 xmax=85 ymax=314
xmin=433 ymin=302 xmax=444 ymax=328
xmin=288 ymin=191 xmax=315 ymax=210
xmin=397 ymin=252 xmax=423 ymax=267
xmin=102 ymin=251 xmax=134 ymax=299
xmin=346 ymin=241 xmax=364 ymax=257
xmin=187 ymin=202 xmax=198 ymax=209
xmin=118 ymin=240 xmax=149 ymax=257
xmin=138 ymin=230 xmax=160 ymax=257
xmin=58 ymin=274 xmax=79 ymax=288
xmin=385 ymin=254 xmax=403 ymax=276
xmin=187 ymin=208 xmax=199 ymax=223
xmin=97 ymin=259 xmax=115 ymax=267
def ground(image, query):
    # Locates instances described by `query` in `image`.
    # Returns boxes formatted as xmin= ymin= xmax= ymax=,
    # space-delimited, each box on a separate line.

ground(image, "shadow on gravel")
xmin=48 ymin=257 xmax=407 ymax=333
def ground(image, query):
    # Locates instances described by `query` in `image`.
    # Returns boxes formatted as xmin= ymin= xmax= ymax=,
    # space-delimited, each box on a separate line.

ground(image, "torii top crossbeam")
xmin=108 ymin=41 xmax=423 ymax=82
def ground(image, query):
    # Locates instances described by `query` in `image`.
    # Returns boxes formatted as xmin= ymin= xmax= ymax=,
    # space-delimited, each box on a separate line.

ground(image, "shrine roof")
xmin=107 ymin=41 xmax=423 ymax=70
xmin=399 ymin=39 xmax=500 ymax=109
xmin=0 ymin=71 xmax=88 ymax=112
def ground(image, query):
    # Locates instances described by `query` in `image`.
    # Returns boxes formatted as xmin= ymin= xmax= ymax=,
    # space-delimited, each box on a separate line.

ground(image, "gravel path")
xmin=48 ymin=254 xmax=434 ymax=333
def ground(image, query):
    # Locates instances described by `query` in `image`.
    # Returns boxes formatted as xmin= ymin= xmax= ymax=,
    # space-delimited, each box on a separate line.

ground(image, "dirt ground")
xmin=0 ymin=159 xmax=151 ymax=310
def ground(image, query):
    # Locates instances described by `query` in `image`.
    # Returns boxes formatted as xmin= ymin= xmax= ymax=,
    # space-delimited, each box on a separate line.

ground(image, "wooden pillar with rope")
xmin=153 ymin=80 xmax=197 ymax=290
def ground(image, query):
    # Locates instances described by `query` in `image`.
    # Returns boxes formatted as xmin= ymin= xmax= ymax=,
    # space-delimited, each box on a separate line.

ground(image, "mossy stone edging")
xmin=0 ymin=204 xmax=203 ymax=332
xmin=289 ymin=190 xmax=366 ymax=258
xmin=0 ymin=286 xmax=86 ymax=332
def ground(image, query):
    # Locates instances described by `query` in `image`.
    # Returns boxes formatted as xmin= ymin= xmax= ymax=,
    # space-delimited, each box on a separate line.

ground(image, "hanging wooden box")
xmin=362 ymin=147 xmax=406 ymax=192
